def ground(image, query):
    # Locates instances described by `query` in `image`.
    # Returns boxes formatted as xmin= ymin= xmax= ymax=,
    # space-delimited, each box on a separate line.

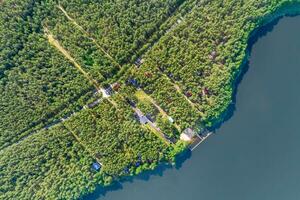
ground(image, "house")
xmin=88 ymin=99 xmax=100 ymax=108
xmin=127 ymin=78 xmax=139 ymax=88
xmin=134 ymin=112 xmax=148 ymax=125
xmin=144 ymin=71 xmax=153 ymax=78
xmin=168 ymin=116 xmax=174 ymax=123
xmin=100 ymin=86 xmax=113 ymax=98
xmin=180 ymin=128 xmax=196 ymax=142
xmin=134 ymin=58 xmax=144 ymax=67
xmin=202 ymin=88 xmax=210 ymax=96
xmin=92 ymin=162 xmax=102 ymax=171
xmin=185 ymin=91 xmax=193 ymax=98
xmin=112 ymin=82 xmax=121 ymax=91
xmin=124 ymin=167 xmax=130 ymax=174
xmin=139 ymin=115 xmax=148 ymax=125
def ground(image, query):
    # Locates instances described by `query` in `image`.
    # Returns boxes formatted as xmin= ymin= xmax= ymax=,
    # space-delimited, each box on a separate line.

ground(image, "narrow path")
xmin=45 ymin=27 xmax=101 ymax=91
xmin=57 ymin=2 xmax=203 ymax=119
xmin=156 ymin=70 xmax=205 ymax=117
xmin=0 ymin=1 xmax=206 ymax=155
xmin=45 ymin=27 xmax=118 ymax=107
xmin=133 ymin=0 xmax=199 ymax=62
xmin=0 ymin=96 xmax=103 ymax=154
xmin=57 ymin=5 xmax=122 ymax=69
xmin=115 ymin=91 xmax=172 ymax=144
xmin=157 ymin=70 xmax=204 ymax=116
xmin=62 ymin=123 xmax=103 ymax=165
xmin=136 ymin=89 xmax=181 ymax=131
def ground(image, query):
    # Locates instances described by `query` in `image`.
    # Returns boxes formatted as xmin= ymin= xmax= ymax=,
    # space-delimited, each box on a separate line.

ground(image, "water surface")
xmin=85 ymin=16 xmax=300 ymax=200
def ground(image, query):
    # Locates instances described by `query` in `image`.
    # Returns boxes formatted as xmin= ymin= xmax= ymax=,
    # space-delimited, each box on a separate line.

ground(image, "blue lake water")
xmin=85 ymin=16 xmax=300 ymax=200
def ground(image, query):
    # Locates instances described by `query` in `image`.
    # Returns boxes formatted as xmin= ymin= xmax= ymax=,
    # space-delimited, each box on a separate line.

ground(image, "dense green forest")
xmin=0 ymin=125 xmax=103 ymax=200
xmin=1 ymin=0 xmax=300 ymax=199
xmin=0 ymin=0 xmax=183 ymax=149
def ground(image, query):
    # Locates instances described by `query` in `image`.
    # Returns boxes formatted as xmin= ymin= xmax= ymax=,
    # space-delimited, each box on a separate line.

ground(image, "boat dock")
xmin=189 ymin=131 xmax=213 ymax=151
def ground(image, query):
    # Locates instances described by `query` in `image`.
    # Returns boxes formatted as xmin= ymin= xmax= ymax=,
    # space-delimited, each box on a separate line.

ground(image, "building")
xmin=134 ymin=58 xmax=144 ymax=67
xmin=88 ymin=99 xmax=101 ymax=108
xmin=92 ymin=162 xmax=102 ymax=171
xmin=112 ymin=82 xmax=121 ymax=91
xmin=134 ymin=112 xmax=148 ymax=125
xmin=180 ymin=128 xmax=196 ymax=142
xmin=127 ymin=78 xmax=139 ymax=88
xmin=100 ymin=86 xmax=113 ymax=98
xmin=126 ymin=98 xmax=136 ymax=107
xmin=139 ymin=115 xmax=148 ymax=125
xmin=168 ymin=116 xmax=174 ymax=123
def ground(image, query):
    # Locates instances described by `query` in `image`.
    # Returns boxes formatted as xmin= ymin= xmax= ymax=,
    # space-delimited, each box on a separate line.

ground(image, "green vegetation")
xmin=139 ymin=0 xmax=300 ymax=126
xmin=0 ymin=125 xmax=102 ymax=200
xmin=1 ymin=0 xmax=300 ymax=199
xmin=58 ymin=0 xmax=187 ymax=64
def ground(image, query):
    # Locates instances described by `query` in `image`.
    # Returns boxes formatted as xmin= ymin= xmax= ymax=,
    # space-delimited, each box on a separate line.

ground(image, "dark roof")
xmin=128 ymin=78 xmax=139 ymax=87
xmin=135 ymin=161 xmax=141 ymax=167
xmin=135 ymin=58 xmax=144 ymax=67
xmin=104 ymin=86 xmax=113 ymax=95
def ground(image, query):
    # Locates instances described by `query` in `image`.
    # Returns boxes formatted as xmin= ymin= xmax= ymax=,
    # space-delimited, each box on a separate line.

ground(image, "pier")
xmin=189 ymin=131 xmax=213 ymax=151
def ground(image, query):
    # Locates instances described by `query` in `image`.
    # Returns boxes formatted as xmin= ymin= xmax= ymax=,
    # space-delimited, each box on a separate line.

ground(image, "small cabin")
xmin=144 ymin=71 xmax=153 ymax=78
xmin=209 ymin=50 xmax=217 ymax=61
xmin=180 ymin=128 xmax=196 ymax=142
xmin=185 ymin=91 xmax=193 ymax=98
xmin=127 ymin=78 xmax=139 ymax=88
xmin=139 ymin=115 xmax=148 ymax=125
xmin=126 ymin=98 xmax=136 ymax=107
xmin=202 ymin=87 xmax=211 ymax=96
xmin=112 ymin=82 xmax=121 ymax=91
xmin=100 ymin=86 xmax=113 ymax=98
xmin=134 ymin=58 xmax=144 ymax=67
xmin=88 ymin=99 xmax=100 ymax=108
xmin=124 ymin=167 xmax=130 ymax=174
xmin=92 ymin=162 xmax=102 ymax=171
xmin=134 ymin=113 xmax=148 ymax=125
xmin=168 ymin=116 xmax=174 ymax=123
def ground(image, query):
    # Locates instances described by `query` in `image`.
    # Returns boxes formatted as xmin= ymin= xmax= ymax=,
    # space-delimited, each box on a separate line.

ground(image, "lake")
xmin=84 ymin=16 xmax=300 ymax=200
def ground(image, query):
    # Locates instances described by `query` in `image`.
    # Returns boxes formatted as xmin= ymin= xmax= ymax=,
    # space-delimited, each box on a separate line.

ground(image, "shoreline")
xmin=208 ymin=2 xmax=300 ymax=132
xmin=82 ymin=3 xmax=300 ymax=200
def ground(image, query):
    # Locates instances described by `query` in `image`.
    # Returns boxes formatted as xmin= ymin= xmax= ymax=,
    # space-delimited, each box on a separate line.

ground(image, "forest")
xmin=1 ymin=0 xmax=300 ymax=199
